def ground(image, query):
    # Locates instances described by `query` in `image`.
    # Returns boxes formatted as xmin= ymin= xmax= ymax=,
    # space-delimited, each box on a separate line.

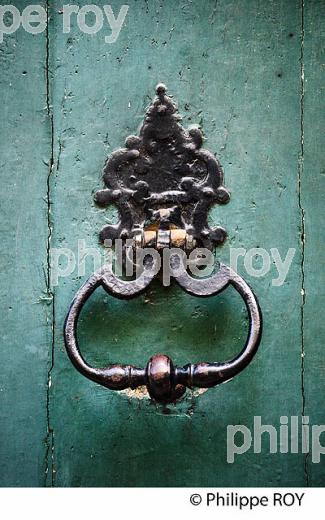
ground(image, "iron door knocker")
xmin=64 ymin=84 xmax=262 ymax=404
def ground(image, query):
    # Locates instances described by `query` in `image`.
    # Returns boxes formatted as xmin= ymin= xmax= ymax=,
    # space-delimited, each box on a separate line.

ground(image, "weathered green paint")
xmin=0 ymin=0 xmax=324 ymax=487
xmin=303 ymin=0 xmax=325 ymax=486
xmin=0 ymin=1 xmax=51 ymax=486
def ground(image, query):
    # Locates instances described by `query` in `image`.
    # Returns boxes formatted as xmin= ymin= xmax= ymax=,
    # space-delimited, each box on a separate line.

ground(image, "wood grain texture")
xmin=0 ymin=1 xmax=51 ymax=486
xmin=48 ymin=0 xmax=305 ymax=486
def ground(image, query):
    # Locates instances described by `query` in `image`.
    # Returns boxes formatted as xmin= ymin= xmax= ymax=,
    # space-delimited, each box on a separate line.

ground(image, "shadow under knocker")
xmin=64 ymin=84 xmax=262 ymax=404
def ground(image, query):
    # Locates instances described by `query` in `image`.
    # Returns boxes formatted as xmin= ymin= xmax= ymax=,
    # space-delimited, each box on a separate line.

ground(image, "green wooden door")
xmin=1 ymin=0 xmax=324 ymax=487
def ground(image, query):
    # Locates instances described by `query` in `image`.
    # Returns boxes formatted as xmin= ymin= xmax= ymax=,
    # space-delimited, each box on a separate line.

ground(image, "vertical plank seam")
xmin=298 ymin=0 xmax=309 ymax=486
xmin=44 ymin=0 xmax=55 ymax=487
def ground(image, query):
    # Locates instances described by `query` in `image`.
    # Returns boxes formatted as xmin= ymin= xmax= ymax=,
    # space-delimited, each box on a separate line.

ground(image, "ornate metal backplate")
xmin=95 ymin=84 xmax=230 ymax=250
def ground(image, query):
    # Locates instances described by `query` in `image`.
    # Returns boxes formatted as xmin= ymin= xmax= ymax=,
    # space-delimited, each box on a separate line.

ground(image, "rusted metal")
xmin=64 ymin=84 xmax=262 ymax=405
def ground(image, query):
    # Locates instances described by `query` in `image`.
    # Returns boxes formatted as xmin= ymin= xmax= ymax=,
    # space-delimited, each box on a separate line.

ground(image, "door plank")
xmin=50 ymin=0 xmax=305 ymax=486
xmin=303 ymin=0 xmax=325 ymax=486
xmin=0 ymin=1 xmax=52 ymax=486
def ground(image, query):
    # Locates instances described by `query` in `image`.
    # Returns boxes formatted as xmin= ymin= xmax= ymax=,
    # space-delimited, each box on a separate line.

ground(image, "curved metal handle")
xmin=64 ymin=262 xmax=262 ymax=404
